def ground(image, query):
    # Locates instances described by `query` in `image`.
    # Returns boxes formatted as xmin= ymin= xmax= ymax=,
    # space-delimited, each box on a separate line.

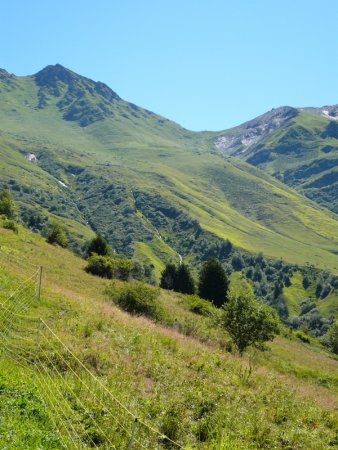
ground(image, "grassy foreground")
xmin=0 ymin=224 xmax=337 ymax=449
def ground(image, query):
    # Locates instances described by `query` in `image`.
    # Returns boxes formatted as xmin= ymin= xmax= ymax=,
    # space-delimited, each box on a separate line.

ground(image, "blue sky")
xmin=1 ymin=0 xmax=337 ymax=130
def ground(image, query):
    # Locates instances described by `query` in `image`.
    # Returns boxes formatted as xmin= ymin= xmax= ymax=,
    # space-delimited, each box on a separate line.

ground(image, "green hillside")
xmin=0 ymin=221 xmax=337 ymax=449
xmin=239 ymin=110 xmax=338 ymax=214
xmin=0 ymin=65 xmax=338 ymax=276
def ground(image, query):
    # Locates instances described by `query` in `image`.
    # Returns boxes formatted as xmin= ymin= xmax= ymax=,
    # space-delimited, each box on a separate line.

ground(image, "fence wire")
xmin=0 ymin=261 xmax=184 ymax=449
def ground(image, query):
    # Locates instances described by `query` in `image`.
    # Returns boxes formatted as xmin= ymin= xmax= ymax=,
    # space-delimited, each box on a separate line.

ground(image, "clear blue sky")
xmin=1 ymin=0 xmax=337 ymax=131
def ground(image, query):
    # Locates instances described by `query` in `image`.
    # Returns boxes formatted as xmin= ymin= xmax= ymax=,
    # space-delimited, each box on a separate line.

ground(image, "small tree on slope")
xmin=222 ymin=285 xmax=279 ymax=355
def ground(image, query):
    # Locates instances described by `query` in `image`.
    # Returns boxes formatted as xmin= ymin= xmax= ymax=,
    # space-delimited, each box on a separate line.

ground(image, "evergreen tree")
xmin=174 ymin=264 xmax=195 ymax=294
xmin=198 ymin=258 xmax=229 ymax=307
xmin=160 ymin=263 xmax=177 ymax=290
xmin=86 ymin=233 xmax=111 ymax=257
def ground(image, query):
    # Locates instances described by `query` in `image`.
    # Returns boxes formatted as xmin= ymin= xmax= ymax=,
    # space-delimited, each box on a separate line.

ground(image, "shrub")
xmin=86 ymin=233 xmax=112 ymax=257
xmin=0 ymin=190 xmax=16 ymax=219
xmin=182 ymin=294 xmax=214 ymax=316
xmin=105 ymin=282 xmax=162 ymax=319
xmin=85 ymin=254 xmax=135 ymax=280
xmin=46 ymin=223 xmax=68 ymax=247
xmin=294 ymin=330 xmax=311 ymax=344
xmin=3 ymin=219 xmax=18 ymax=234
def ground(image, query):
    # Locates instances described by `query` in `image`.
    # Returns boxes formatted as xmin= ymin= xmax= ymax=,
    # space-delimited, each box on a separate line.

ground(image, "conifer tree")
xmin=174 ymin=264 xmax=195 ymax=294
xmin=160 ymin=263 xmax=177 ymax=290
xmin=198 ymin=258 xmax=228 ymax=307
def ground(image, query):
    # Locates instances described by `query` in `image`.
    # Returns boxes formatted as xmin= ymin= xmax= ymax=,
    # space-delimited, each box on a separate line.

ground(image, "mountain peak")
xmin=35 ymin=64 xmax=87 ymax=86
xmin=33 ymin=64 xmax=120 ymax=126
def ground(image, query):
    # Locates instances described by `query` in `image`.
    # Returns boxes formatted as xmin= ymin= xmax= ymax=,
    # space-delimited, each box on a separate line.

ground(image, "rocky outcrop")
xmin=214 ymin=106 xmax=298 ymax=154
xmin=302 ymin=105 xmax=338 ymax=120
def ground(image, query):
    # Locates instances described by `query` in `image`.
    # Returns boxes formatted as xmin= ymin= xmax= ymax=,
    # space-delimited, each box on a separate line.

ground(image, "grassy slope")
xmin=0 ymin=72 xmax=338 ymax=273
xmin=0 ymin=223 xmax=337 ymax=448
xmin=241 ymin=111 xmax=338 ymax=214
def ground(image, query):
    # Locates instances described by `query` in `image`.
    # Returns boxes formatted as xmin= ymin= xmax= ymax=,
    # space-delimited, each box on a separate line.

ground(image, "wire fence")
xmin=0 ymin=259 xmax=184 ymax=449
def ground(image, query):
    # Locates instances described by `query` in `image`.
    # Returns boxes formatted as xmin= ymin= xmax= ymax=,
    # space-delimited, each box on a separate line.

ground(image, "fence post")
xmin=37 ymin=266 xmax=43 ymax=302
xmin=127 ymin=417 xmax=139 ymax=449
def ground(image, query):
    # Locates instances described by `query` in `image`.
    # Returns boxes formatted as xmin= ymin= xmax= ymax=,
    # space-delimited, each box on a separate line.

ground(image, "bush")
xmin=294 ymin=330 xmax=311 ymax=344
xmin=0 ymin=190 xmax=16 ymax=219
xmin=85 ymin=254 xmax=114 ymax=278
xmin=3 ymin=219 xmax=18 ymax=234
xmin=182 ymin=294 xmax=214 ymax=316
xmin=105 ymin=282 xmax=162 ymax=319
xmin=86 ymin=233 xmax=111 ymax=257
xmin=46 ymin=223 xmax=68 ymax=247
xmin=85 ymin=254 xmax=135 ymax=280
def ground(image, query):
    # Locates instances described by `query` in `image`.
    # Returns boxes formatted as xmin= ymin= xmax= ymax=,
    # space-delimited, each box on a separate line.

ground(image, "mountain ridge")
xmin=0 ymin=64 xmax=337 ymax=276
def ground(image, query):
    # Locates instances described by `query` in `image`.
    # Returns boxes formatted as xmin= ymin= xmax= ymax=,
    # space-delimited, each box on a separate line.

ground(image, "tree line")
xmin=160 ymin=258 xmax=229 ymax=308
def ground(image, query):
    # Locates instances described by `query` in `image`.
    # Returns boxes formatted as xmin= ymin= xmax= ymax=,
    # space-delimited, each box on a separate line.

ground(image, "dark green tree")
xmin=198 ymin=258 xmax=229 ymax=307
xmin=231 ymin=252 xmax=244 ymax=271
xmin=160 ymin=263 xmax=177 ymax=290
xmin=174 ymin=264 xmax=195 ymax=294
xmin=0 ymin=190 xmax=16 ymax=219
xmin=47 ymin=223 xmax=68 ymax=248
xmin=222 ymin=286 xmax=279 ymax=355
xmin=86 ymin=233 xmax=111 ymax=257
xmin=219 ymin=239 xmax=233 ymax=259
xmin=302 ymin=275 xmax=310 ymax=289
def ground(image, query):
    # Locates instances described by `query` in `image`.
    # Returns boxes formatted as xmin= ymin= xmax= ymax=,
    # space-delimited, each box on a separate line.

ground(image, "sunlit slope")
xmin=241 ymin=111 xmax=338 ymax=214
xmin=0 ymin=65 xmax=337 ymax=272
xmin=0 ymin=222 xmax=337 ymax=448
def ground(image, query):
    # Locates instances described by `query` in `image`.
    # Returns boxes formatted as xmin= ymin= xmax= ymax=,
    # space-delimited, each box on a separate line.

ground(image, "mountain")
xmin=213 ymin=106 xmax=298 ymax=154
xmin=0 ymin=65 xmax=337 ymax=279
xmin=213 ymin=106 xmax=338 ymax=214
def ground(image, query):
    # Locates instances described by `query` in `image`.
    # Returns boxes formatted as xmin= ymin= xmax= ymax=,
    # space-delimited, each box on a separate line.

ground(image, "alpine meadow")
xmin=0 ymin=63 xmax=337 ymax=449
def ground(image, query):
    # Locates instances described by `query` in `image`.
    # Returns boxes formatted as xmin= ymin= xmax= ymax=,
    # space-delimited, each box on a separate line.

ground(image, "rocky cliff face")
xmin=214 ymin=106 xmax=298 ymax=155
xmin=302 ymin=104 xmax=338 ymax=120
